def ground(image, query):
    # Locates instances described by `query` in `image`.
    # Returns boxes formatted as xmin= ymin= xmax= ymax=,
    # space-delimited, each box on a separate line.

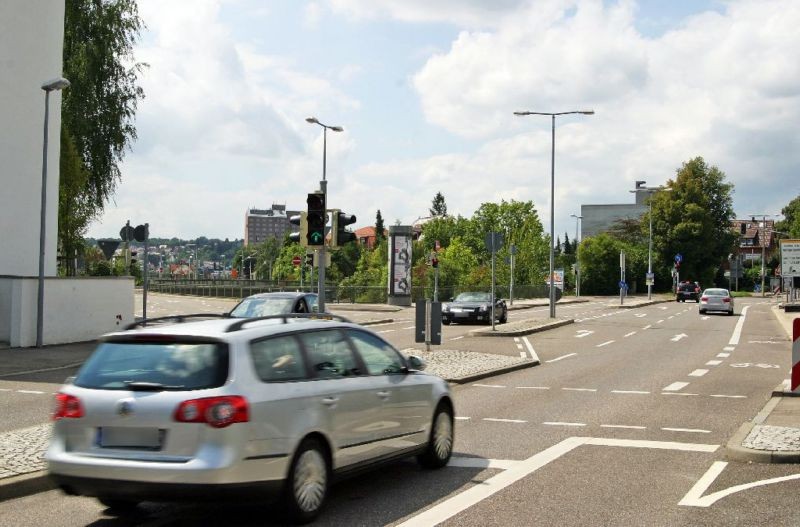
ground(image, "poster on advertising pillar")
xmin=388 ymin=226 xmax=413 ymax=305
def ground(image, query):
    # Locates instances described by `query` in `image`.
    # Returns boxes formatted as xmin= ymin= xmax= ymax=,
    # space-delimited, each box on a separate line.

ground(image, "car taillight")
xmin=723 ymin=297 xmax=731 ymax=303
xmin=701 ymin=297 xmax=708 ymax=302
xmin=53 ymin=393 xmax=84 ymax=420
xmin=174 ymin=396 xmax=249 ymax=428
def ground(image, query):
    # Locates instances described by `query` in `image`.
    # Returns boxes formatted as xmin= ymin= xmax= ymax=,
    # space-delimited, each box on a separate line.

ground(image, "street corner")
xmin=468 ymin=318 xmax=574 ymax=337
xmin=724 ymin=422 xmax=800 ymax=464
xmin=398 ymin=347 xmax=538 ymax=384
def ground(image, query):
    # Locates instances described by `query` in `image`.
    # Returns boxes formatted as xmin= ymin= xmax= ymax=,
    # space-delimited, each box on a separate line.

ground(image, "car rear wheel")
xmin=284 ymin=437 xmax=329 ymax=524
xmin=699 ymin=309 xmax=705 ymax=314
xmin=418 ymin=402 xmax=454 ymax=469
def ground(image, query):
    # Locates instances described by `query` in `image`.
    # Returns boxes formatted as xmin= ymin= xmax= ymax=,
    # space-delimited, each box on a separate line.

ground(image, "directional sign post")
xmin=620 ymin=251 xmax=626 ymax=306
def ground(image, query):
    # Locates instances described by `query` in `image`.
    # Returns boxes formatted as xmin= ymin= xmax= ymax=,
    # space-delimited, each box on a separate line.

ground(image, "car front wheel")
xmin=284 ymin=438 xmax=329 ymax=524
xmin=418 ymin=403 xmax=454 ymax=469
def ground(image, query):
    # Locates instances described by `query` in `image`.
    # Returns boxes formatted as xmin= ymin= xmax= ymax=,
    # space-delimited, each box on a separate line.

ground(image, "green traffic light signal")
xmin=306 ymin=192 xmax=326 ymax=247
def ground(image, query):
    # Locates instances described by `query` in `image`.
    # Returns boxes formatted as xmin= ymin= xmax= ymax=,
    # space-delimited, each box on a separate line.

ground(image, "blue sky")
xmin=86 ymin=0 xmax=799 ymax=241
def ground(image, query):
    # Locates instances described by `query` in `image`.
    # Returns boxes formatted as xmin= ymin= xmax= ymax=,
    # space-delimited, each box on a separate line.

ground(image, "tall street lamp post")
xmin=514 ymin=110 xmax=594 ymax=318
xmin=631 ymin=183 xmax=671 ymax=300
xmin=570 ymin=214 xmax=582 ymax=297
xmin=306 ymin=117 xmax=343 ymax=313
xmin=37 ymin=77 xmax=70 ymax=348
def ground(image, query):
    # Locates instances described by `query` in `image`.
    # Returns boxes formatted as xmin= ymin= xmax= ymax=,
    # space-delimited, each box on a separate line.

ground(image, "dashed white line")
xmin=723 ymin=346 xmax=735 ymax=352
xmin=706 ymin=360 xmax=722 ymax=366
xmin=562 ymin=388 xmax=597 ymax=392
xmin=17 ymin=390 xmax=44 ymax=394
xmin=662 ymin=427 xmax=711 ymax=434
xmin=546 ymin=353 xmax=577 ymax=363
xmin=543 ymin=421 xmax=586 ymax=427
xmin=728 ymin=305 xmax=750 ymax=345
xmin=717 ymin=353 xmax=730 ymax=358
xmin=601 ymin=424 xmax=647 ymax=430
xmin=377 ymin=329 xmax=395 ymax=334
xmin=455 ymin=416 xmax=471 ymax=421
xmin=611 ymin=390 xmax=650 ymax=395
xmin=484 ymin=418 xmax=527 ymax=424
xmin=663 ymin=382 xmax=690 ymax=392
xmin=657 ymin=319 xmax=665 ymax=324
xmin=516 ymin=386 xmax=550 ymax=390
xmin=624 ymin=331 xmax=637 ymax=338
xmin=450 ymin=336 xmax=464 ymax=341
xmin=473 ymin=384 xmax=506 ymax=388
xmin=643 ymin=324 xmax=652 ymax=330
xmin=689 ymin=369 xmax=709 ymax=377
xmin=596 ymin=340 xmax=615 ymax=348
xmin=662 ymin=392 xmax=699 ymax=397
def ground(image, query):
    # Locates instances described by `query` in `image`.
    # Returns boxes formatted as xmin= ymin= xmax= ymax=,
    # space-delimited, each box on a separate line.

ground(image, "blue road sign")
xmin=675 ymin=253 xmax=683 ymax=263
xmin=619 ymin=280 xmax=628 ymax=289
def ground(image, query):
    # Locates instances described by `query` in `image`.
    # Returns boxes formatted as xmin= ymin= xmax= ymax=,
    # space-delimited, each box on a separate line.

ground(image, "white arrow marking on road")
xmin=671 ymin=333 xmax=688 ymax=342
xmin=679 ymin=461 xmax=800 ymax=507
xmin=635 ymin=313 xmax=647 ymax=318
xmin=575 ymin=330 xmax=594 ymax=338
xmin=663 ymin=382 xmax=690 ymax=391
xmin=701 ymin=316 xmax=710 ymax=320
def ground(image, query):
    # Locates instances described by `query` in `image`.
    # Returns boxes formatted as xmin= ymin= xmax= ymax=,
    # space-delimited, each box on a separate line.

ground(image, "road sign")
xmin=646 ymin=272 xmax=654 ymax=286
xmin=119 ymin=224 xmax=134 ymax=242
xmin=292 ymin=256 xmax=302 ymax=266
xmin=619 ymin=280 xmax=628 ymax=289
xmin=484 ymin=232 xmax=504 ymax=253
xmin=780 ymin=239 xmax=800 ymax=278
xmin=675 ymin=253 xmax=683 ymax=263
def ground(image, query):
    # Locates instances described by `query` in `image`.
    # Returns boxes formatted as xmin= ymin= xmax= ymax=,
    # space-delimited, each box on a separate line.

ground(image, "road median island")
xmin=468 ymin=318 xmax=574 ymax=337
xmin=400 ymin=348 xmax=538 ymax=384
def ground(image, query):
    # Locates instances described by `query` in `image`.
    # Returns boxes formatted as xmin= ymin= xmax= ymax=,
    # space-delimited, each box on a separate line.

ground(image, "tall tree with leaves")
xmin=60 ymin=0 xmax=146 ymax=258
xmin=374 ymin=209 xmax=386 ymax=243
xmin=777 ymin=195 xmax=800 ymax=238
xmin=430 ymin=191 xmax=447 ymax=217
xmin=650 ymin=157 xmax=736 ymax=285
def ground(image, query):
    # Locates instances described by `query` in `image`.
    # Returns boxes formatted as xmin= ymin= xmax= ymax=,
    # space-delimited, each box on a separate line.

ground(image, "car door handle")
xmin=321 ymin=397 xmax=339 ymax=406
xmin=376 ymin=391 xmax=390 ymax=399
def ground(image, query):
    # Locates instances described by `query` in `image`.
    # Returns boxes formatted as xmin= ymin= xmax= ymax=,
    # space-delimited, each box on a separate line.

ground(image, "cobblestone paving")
xmin=742 ymin=425 xmax=800 ymax=452
xmin=402 ymin=349 xmax=530 ymax=380
xmin=0 ymin=424 xmax=51 ymax=478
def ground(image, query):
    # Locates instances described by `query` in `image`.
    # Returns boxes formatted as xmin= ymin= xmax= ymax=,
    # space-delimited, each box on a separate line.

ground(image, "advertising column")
xmin=388 ymin=225 xmax=413 ymax=306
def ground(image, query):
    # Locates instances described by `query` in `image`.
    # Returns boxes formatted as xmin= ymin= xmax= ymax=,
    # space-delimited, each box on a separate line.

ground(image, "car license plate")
xmin=97 ymin=427 xmax=165 ymax=450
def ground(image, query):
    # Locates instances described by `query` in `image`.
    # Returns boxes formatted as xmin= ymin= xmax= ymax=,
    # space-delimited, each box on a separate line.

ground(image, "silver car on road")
xmin=47 ymin=314 xmax=454 ymax=523
xmin=699 ymin=288 xmax=735 ymax=315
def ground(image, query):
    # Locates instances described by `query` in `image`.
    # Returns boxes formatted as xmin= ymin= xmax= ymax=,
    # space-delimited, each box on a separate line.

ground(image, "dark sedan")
xmin=229 ymin=292 xmax=318 ymax=317
xmin=442 ymin=292 xmax=507 ymax=325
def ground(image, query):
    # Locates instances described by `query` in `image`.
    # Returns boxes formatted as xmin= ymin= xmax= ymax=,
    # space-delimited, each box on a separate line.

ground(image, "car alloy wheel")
xmin=418 ymin=403 xmax=453 ymax=469
xmin=285 ymin=438 xmax=329 ymax=522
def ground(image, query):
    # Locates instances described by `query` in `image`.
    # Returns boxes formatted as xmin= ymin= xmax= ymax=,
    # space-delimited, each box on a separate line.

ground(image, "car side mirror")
xmin=407 ymin=355 xmax=426 ymax=371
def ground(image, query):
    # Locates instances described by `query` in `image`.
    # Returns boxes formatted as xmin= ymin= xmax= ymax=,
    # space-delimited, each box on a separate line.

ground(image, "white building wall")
xmin=0 ymin=0 xmax=65 ymax=277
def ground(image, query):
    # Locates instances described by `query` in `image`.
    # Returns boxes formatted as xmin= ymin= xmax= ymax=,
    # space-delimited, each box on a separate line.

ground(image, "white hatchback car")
xmin=47 ymin=314 xmax=454 ymax=523
xmin=699 ymin=288 xmax=734 ymax=315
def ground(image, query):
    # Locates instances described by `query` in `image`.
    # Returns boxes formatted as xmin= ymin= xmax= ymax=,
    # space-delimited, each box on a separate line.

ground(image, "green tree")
xmin=430 ymin=191 xmax=447 ymax=217
xmin=650 ymin=157 xmax=736 ymax=286
xmin=578 ymin=233 xmax=625 ymax=295
xmin=61 ymin=0 xmax=146 ymax=249
xmin=776 ymin=195 xmax=800 ymax=238
xmin=374 ymin=210 xmax=386 ymax=242
xmin=58 ymin=129 xmax=96 ymax=274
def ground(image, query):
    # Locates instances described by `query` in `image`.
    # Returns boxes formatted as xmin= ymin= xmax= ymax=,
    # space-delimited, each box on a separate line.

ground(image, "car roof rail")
xmin=224 ymin=312 xmax=352 ymax=333
xmin=125 ymin=313 xmax=230 ymax=330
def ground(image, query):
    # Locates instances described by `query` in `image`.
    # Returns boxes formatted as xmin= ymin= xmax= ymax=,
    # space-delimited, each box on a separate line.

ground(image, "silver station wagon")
xmin=47 ymin=314 xmax=454 ymax=523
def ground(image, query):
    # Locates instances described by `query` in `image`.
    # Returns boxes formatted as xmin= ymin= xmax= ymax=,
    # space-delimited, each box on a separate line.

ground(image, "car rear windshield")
xmin=704 ymin=289 xmax=729 ymax=296
xmin=73 ymin=340 xmax=229 ymax=391
xmin=230 ymin=297 xmax=294 ymax=317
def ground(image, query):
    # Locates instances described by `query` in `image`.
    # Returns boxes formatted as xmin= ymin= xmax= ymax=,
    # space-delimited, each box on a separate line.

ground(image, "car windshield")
xmin=73 ymin=341 xmax=228 ymax=390
xmin=230 ymin=297 xmax=295 ymax=318
xmin=455 ymin=292 xmax=490 ymax=302
xmin=703 ymin=289 xmax=729 ymax=297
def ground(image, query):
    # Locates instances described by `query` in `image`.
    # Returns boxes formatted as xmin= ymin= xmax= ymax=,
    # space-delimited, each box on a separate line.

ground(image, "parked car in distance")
xmin=229 ymin=291 xmax=318 ymax=317
xmin=676 ymin=281 xmax=701 ymax=302
xmin=442 ymin=292 xmax=507 ymax=325
xmin=47 ymin=314 xmax=454 ymax=523
xmin=699 ymin=288 xmax=734 ymax=315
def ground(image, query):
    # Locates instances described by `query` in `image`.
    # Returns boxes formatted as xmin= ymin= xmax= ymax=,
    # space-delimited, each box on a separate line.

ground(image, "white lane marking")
xmin=635 ymin=313 xmax=647 ymax=318
xmin=709 ymin=394 xmax=747 ymax=399
xmin=611 ymin=390 xmax=650 ymax=395
xmin=575 ymin=330 xmax=594 ymax=338
xmin=455 ymin=416 xmax=471 ymax=421
xmin=728 ymin=305 xmax=750 ymax=345
xmin=473 ymin=384 xmax=506 ymax=388
xmin=0 ymin=388 xmax=11 ymax=392
xmin=663 ymin=382 xmax=690 ymax=391
xmin=624 ymin=331 xmax=637 ymax=338
xmin=546 ymin=353 xmax=577 ymax=363
xmin=483 ymin=418 xmax=527 ymax=423
xmin=662 ymin=427 xmax=711 ymax=434
xmin=516 ymin=386 xmax=550 ymax=390
xmin=671 ymin=333 xmax=688 ymax=342
xmin=668 ymin=316 xmax=674 ymax=320
xmin=679 ymin=461 xmax=800 ymax=508
xmin=448 ymin=457 xmax=520 ymax=470
xmin=723 ymin=346 xmax=735 ymax=352
xmin=450 ymin=336 xmax=464 ymax=341
xmin=522 ymin=337 xmax=539 ymax=362
xmin=596 ymin=340 xmax=615 ymax=348
xmin=689 ymin=369 xmax=709 ymax=377
xmin=706 ymin=360 xmax=722 ymax=366
xmin=717 ymin=353 xmax=730 ymax=358
xmin=662 ymin=392 xmax=699 ymax=397
xmin=601 ymin=424 xmax=647 ymax=430
xmin=659 ymin=306 xmax=668 ymax=310
xmin=377 ymin=329 xmax=395 ymax=334
xmin=562 ymin=388 xmax=597 ymax=392
xmin=543 ymin=421 xmax=586 ymax=427
xmin=657 ymin=319 xmax=665 ymax=324
xmin=676 ymin=312 xmax=683 ymax=316
xmin=701 ymin=316 xmax=710 ymax=320
xmin=643 ymin=324 xmax=653 ymax=330
xmin=403 ymin=326 xmax=415 ymax=330
xmin=17 ymin=390 xmax=45 ymax=394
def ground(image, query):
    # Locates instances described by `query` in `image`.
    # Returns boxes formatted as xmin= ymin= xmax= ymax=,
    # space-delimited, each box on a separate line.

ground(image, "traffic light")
xmin=288 ymin=212 xmax=308 ymax=247
xmin=306 ymin=193 xmax=326 ymax=247
xmin=331 ymin=211 xmax=357 ymax=247
xmin=306 ymin=253 xmax=314 ymax=267
xmin=431 ymin=256 xmax=438 ymax=268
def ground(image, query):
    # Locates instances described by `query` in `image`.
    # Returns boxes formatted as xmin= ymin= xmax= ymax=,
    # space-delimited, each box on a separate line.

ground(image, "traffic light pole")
xmin=318 ymin=181 xmax=327 ymax=312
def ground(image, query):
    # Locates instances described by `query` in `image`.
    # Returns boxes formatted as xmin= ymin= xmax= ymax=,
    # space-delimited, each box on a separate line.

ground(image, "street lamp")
xmin=514 ymin=110 xmax=594 ymax=318
xmin=748 ymin=214 xmax=775 ymax=297
xmin=37 ymin=77 xmax=70 ymax=348
xmin=630 ymin=182 xmax=671 ymax=300
xmin=306 ymin=116 xmax=343 ymax=313
xmin=570 ymin=214 xmax=582 ymax=297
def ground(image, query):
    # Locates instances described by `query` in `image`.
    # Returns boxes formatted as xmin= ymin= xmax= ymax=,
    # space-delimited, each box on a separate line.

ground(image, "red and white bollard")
xmin=792 ymin=319 xmax=800 ymax=393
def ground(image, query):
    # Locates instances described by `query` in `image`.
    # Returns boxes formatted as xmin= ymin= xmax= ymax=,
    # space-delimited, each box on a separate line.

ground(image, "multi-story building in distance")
xmin=580 ymin=189 xmax=649 ymax=239
xmin=732 ymin=218 xmax=777 ymax=262
xmin=244 ymin=204 xmax=300 ymax=246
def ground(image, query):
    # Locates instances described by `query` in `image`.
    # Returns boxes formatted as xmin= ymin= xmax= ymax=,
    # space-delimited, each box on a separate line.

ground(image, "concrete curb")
xmin=0 ymin=471 xmax=55 ymax=502
xmin=468 ymin=319 xmax=574 ymax=338
xmin=613 ymin=299 xmax=672 ymax=309
xmin=506 ymin=299 xmax=590 ymax=311
xmin=360 ymin=318 xmax=394 ymax=326
xmin=724 ymin=421 xmax=800 ymax=464
xmin=444 ymin=359 xmax=539 ymax=384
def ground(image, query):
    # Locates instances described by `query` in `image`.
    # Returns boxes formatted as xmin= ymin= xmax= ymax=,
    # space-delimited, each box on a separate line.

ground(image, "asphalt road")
xmin=3 ymin=295 xmax=799 ymax=526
